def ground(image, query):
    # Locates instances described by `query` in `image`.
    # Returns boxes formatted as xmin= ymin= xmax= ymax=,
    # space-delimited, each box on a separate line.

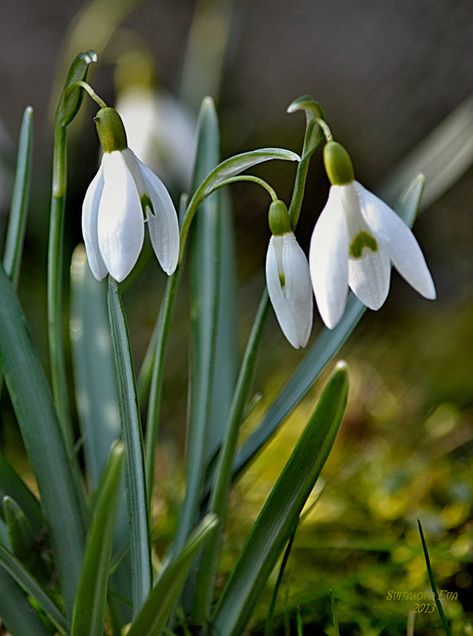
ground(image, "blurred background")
xmin=0 ymin=0 xmax=472 ymax=633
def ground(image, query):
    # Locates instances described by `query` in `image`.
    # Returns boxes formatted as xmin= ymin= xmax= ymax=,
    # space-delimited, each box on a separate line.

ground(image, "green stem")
xmin=67 ymin=80 xmax=108 ymax=109
xmin=48 ymin=125 xmax=71 ymax=437
xmin=47 ymin=124 xmax=88 ymax=522
xmin=207 ymin=175 xmax=278 ymax=202
xmin=314 ymin=117 xmax=333 ymax=143
xmin=195 ymin=117 xmax=321 ymax=619
xmin=145 ymin=268 xmax=181 ymax=507
xmin=288 ymin=118 xmax=323 ymax=226
xmin=195 ymin=293 xmax=270 ymax=621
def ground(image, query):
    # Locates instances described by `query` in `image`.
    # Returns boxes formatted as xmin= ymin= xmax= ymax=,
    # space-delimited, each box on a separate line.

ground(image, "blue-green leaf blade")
xmin=71 ymin=442 xmax=125 ymax=636
xmin=0 ymin=263 xmax=84 ymax=613
xmin=70 ymin=246 xmax=121 ymax=489
xmin=174 ymin=97 xmax=223 ymax=557
xmin=212 ymin=363 xmax=349 ymax=635
xmin=108 ymin=278 xmax=151 ymax=615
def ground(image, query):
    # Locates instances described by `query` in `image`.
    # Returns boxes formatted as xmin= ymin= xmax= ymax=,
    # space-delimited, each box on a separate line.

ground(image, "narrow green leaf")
xmin=234 ymin=176 xmax=424 ymax=478
xmin=71 ymin=442 xmax=124 ymax=636
xmin=199 ymin=148 xmax=300 ymax=197
xmin=70 ymin=246 xmax=121 ymax=488
xmin=0 ymin=263 xmax=84 ymax=613
xmin=0 ymin=453 xmax=43 ymax=535
xmin=0 ymin=568 xmax=52 ymax=636
xmin=57 ymin=50 xmax=97 ymax=126
xmin=266 ymin=522 xmax=298 ymax=636
xmin=330 ymin=590 xmax=340 ymax=636
xmin=380 ymin=97 xmax=473 ymax=209
xmin=127 ymin=514 xmax=218 ymax=636
xmin=212 ymin=363 xmax=349 ymax=636
xmin=179 ymin=147 xmax=300 ymax=255
xmin=3 ymin=106 xmax=33 ymax=287
xmin=0 ymin=544 xmax=68 ymax=634
xmin=173 ymin=97 xmax=223 ymax=557
xmin=108 ymin=278 xmax=151 ymax=615
xmin=417 ymin=520 xmax=452 ymax=635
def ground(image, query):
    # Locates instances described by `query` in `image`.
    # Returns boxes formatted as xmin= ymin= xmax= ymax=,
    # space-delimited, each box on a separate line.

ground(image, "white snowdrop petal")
xmin=309 ymin=186 xmax=349 ymax=329
xmin=282 ymin=234 xmax=313 ymax=347
xmin=348 ymin=246 xmax=391 ymax=310
xmin=97 ymin=151 xmax=144 ymax=282
xmin=266 ymin=235 xmax=311 ymax=349
xmin=357 ymin=183 xmax=436 ymax=299
xmin=81 ymin=163 xmax=107 ymax=280
xmin=132 ymin=152 xmax=180 ymax=275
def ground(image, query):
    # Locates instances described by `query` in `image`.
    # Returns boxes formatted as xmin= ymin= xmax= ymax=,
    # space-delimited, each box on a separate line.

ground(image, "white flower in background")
xmin=310 ymin=141 xmax=436 ymax=329
xmin=116 ymin=87 xmax=196 ymax=191
xmin=265 ymin=200 xmax=313 ymax=348
xmin=82 ymin=107 xmax=180 ymax=282
xmin=114 ymin=49 xmax=196 ymax=190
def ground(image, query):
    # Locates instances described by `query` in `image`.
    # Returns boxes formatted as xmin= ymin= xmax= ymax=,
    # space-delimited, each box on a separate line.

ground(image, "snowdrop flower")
xmin=266 ymin=200 xmax=313 ymax=348
xmin=310 ymin=141 xmax=436 ymax=329
xmin=82 ymin=107 xmax=180 ymax=282
xmin=114 ymin=50 xmax=196 ymax=190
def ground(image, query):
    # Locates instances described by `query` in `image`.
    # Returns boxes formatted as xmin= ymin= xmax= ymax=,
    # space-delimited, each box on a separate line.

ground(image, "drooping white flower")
xmin=82 ymin=107 xmax=180 ymax=282
xmin=310 ymin=142 xmax=436 ymax=329
xmin=265 ymin=200 xmax=313 ymax=348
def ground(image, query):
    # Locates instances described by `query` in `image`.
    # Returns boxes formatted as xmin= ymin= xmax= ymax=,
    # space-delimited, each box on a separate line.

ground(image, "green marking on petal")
xmin=141 ymin=193 xmax=155 ymax=220
xmin=278 ymin=272 xmax=286 ymax=288
xmin=349 ymin=231 xmax=378 ymax=259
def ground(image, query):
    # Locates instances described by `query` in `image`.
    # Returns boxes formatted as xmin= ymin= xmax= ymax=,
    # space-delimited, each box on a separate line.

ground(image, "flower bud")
xmin=268 ymin=200 xmax=292 ymax=236
xmin=94 ymin=107 xmax=128 ymax=153
xmin=323 ymin=141 xmax=355 ymax=185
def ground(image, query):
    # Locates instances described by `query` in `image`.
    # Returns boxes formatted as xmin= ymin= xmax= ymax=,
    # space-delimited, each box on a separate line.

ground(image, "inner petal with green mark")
xmin=349 ymin=231 xmax=378 ymax=259
xmin=141 ymin=193 xmax=155 ymax=220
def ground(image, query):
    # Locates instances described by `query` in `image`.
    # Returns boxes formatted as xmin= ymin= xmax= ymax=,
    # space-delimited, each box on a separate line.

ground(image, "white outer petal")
xmin=81 ymin=163 xmax=107 ymax=280
xmin=348 ymin=246 xmax=391 ymax=309
xmin=266 ymin=234 xmax=313 ymax=348
xmin=97 ymin=151 xmax=144 ymax=282
xmin=356 ymin=182 xmax=436 ymax=299
xmin=309 ymin=186 xmax=349 ymax=329
xmin=123 ymin=149 xmax=180 ymax=275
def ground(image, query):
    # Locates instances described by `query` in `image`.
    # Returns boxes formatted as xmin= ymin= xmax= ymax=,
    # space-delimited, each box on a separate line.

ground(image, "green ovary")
xmin=349 ymin=231 xmax=378 ymax=259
